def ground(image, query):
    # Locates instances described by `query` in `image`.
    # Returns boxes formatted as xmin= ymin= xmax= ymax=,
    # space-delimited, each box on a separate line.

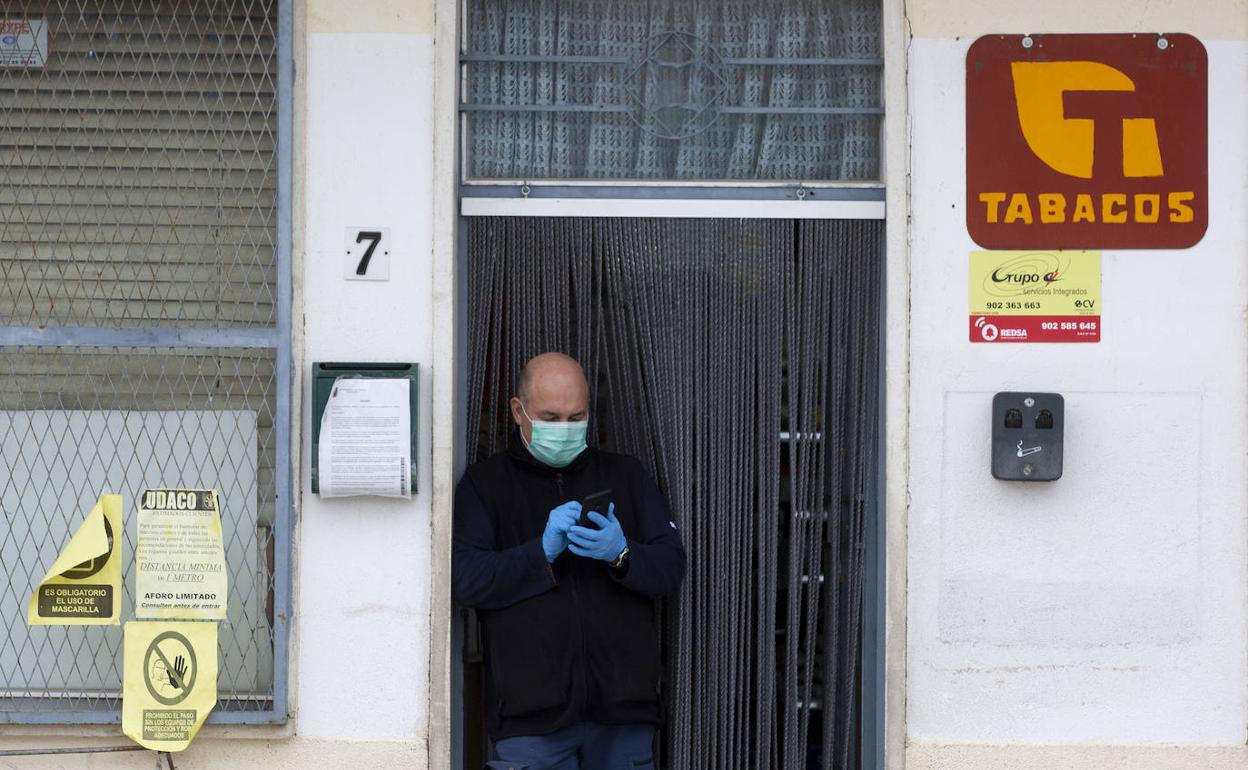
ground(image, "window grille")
xmin=0 ymin=0 xmax=290 ymax=724
xmin=461 ymin=0 xmax=883 ymax=182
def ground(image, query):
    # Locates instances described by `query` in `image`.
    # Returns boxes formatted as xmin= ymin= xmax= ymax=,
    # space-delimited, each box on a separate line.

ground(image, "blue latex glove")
xmin=542 ymin=501 xmax=582 ymax=562
xmin=567 ymin=503 xmax=627 ymax=563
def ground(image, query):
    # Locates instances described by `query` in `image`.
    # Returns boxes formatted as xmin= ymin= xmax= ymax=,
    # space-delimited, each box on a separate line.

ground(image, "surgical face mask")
xmin=519 ymin=402 xmax=587 ymax=468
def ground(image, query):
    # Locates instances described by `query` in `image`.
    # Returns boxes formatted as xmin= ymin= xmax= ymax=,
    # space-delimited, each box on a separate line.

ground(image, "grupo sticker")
xmin=969 ymin=251 xmax=1100 ymax=343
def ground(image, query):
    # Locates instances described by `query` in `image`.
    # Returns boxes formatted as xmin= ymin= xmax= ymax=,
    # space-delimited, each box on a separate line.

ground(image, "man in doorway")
xmin=454 ymin=352 xmax=686 ymax=769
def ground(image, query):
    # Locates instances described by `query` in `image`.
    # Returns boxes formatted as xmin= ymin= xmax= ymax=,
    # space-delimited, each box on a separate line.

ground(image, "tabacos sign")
xmin=967 ymin=34 xmax=1207 ymax=249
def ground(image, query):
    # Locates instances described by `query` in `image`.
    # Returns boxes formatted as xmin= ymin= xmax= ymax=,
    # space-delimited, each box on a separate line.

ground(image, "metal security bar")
xmin=461 ymin=0 xmax=884 ymax=181
xmin=464 ymin=217 xmax=882 ymax=768
xmin=0 ymin=0 xmax=290 ymax=725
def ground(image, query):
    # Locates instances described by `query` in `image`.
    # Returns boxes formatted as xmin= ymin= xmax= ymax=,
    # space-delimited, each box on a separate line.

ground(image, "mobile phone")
xmin=578 ymin=488 xmax=612 ymax=529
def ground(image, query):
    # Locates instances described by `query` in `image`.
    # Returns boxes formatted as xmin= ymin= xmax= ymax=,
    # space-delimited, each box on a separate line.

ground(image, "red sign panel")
xmin=970 ymin=315 xmax=1100 ymax=343
xmin=966 ymin=34 xmax=1207 ymax=249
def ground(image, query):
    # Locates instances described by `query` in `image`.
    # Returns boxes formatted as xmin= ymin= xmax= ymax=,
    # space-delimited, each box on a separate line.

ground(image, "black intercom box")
xmin=991 ymin=392 xmax=1063 ymax=481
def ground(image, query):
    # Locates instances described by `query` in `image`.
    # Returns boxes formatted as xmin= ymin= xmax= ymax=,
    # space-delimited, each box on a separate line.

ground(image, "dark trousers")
xmin=488 ymin=722 xmax=655 ymax=770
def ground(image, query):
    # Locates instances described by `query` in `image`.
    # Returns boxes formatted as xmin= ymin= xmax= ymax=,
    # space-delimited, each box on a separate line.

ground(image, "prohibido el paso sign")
xmin=136 ymin=489 xmax=228 ymax=620
xmin=123 ymin=621 xmax=218 ymax=752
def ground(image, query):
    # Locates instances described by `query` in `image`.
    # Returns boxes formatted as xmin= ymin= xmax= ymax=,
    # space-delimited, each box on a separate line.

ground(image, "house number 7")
xmin=354 ymin=231 xmax=382 ymax=275
xmin=344 ymin=227 xmax=390 ymax=281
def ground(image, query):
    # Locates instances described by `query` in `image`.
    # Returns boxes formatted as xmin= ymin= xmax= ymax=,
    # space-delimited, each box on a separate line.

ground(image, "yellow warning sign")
xmin=136 ymin=489 xmax=228 ymax=620
xmin=123 ymin=621 xmax=218 ymax=752
xmin=27 ymin=494 xmax=123 ymax=626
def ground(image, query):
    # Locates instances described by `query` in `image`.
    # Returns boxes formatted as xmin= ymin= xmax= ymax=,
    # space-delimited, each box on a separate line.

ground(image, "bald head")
xmin=517 ymin=352 xmax=585 ymax=400
xmin=510 ymin=353 xmax=589 ymax=443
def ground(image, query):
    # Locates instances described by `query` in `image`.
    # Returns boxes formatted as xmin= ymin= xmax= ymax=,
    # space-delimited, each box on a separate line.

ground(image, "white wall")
xmin=903 ymin=4 xmax=1248 ymax=765
xmin=296 ymin=0 xmax=435 ymax=747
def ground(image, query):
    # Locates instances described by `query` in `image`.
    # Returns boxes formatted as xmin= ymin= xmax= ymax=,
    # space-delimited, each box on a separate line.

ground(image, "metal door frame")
xmin=441 ymin=0 xmax=890 ymax=764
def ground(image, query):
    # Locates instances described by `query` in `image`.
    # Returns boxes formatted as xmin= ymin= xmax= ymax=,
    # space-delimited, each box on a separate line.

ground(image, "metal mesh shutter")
xmin=0 ymin=1 xmax=287 ymax=723
xmin=0 ymin=2 xmax=277 ymax=327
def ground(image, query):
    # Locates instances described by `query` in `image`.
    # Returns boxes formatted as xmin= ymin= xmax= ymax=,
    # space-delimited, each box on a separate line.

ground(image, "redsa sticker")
xmin=966 ymin=34 xmax=1207 ymax=249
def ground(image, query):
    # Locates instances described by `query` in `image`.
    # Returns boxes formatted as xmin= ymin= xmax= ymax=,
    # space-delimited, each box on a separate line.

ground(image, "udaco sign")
xmin=967 ymin=34 xmax=1207 ymax=249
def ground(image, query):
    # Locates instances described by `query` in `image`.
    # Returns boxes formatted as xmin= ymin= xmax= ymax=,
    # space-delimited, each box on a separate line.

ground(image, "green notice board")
xmin=311 ymin=362 xmax=419 ymax=495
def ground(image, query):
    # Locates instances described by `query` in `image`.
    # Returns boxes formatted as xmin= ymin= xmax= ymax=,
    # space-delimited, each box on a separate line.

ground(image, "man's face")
xmin=510 ymin=367 xmax=589 ymax=445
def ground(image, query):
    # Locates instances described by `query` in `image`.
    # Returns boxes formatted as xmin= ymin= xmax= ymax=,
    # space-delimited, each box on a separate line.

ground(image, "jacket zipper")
xmin=556 ymin=471 xmax=592 ymax=716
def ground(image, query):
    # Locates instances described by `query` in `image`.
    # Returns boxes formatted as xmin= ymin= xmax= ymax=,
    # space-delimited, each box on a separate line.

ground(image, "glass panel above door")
xmin=462 ymin=0 xmax=883 ymax=182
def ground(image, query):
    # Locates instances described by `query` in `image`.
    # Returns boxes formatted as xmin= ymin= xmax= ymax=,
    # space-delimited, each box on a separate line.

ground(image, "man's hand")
xmin=542 ymin=501 xmax=582 ymax=562
xmin=568 ymin=503 xmax=627 ymax=563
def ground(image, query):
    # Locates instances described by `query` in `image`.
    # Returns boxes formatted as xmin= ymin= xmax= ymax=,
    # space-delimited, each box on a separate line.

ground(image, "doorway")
xmin=459 ymin=216 xmax=882 ymax=769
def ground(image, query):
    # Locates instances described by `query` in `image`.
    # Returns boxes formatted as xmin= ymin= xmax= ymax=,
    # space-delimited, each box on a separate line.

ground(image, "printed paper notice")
xmin=123 ymin=621 xmax=218 ymax=752
xmin=969 ymin=250 xmax=1101 ymax=343
xmin=136 ymin=489 xmax=228 ymax=620
xmin=0 ymin=19 xmax=47 ymax=67
xmin=319 ymin=377 xmax=411 ymax=498
xmin=27 ymin=494 xmax=123 ymax=626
